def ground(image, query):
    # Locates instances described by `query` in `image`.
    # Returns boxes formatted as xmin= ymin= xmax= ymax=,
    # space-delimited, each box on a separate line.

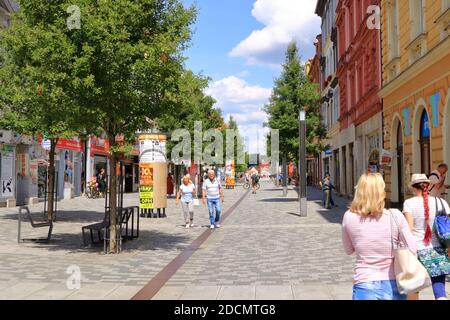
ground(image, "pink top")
xmin=342 ymin=209 xmax=418 ymax=284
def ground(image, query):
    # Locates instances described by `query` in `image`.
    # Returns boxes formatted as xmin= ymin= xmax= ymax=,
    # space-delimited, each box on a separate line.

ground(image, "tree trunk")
xmin=282 ymin=153 xmax=287 ymax=197
xmin=47 ymin=138 xmax=57 ymax=221
xmin=108 ymin=132 xmax=117 ymax=253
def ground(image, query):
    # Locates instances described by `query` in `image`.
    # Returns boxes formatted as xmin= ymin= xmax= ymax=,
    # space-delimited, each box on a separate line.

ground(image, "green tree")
xmin=0 ymin=1 xmax=88 ymax=221
xmin=66 ymin=0 xmax=198 ymax=252
xmin=157 ymin=70 xmax=224 ymax=161
xmin=264 ymin=41 xmax=325 ymax=164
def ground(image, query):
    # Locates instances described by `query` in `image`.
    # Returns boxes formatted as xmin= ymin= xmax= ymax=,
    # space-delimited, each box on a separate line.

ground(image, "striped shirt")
xmin=202 ymin=178 xmax=222 ymax=199
xmin=342 ymin=209 xmax=418 ymax=284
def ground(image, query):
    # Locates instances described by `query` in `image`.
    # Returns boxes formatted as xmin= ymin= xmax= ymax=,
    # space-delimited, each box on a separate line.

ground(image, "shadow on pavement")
xmin=0 ymin=210 xmax=106 ymax=224
xmin=17 ymin=230 xmax=191 ymax=253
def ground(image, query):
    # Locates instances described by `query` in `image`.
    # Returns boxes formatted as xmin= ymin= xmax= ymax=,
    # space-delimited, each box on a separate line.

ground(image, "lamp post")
xmin=299 ymin=109 xmax=307 ymax=217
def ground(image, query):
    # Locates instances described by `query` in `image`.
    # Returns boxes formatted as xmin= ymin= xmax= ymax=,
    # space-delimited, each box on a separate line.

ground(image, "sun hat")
xmin=409 ymin=173 xmax=431 ymax=188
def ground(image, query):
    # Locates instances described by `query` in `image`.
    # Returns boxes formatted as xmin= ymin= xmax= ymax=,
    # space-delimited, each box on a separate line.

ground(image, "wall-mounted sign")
xmin=380 ymin=149 xmax=393 ymax=166
xmin=1 ymin=152 xmax=14 ymax=197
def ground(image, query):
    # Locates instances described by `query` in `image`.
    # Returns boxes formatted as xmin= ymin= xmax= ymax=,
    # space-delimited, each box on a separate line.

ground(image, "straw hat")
xmin=409 ymin=174 xmax=431 ymax=188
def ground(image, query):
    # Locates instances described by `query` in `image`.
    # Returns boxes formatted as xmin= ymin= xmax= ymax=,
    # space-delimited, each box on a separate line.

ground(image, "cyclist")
xmin=250 ymin=167 xmax=259 ymax=194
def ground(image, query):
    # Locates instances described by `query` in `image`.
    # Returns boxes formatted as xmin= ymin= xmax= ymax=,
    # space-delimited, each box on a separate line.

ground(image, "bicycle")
xmin=85 ymin=185 xmax=100 ymax=199
xmin=244 ymin=181 xmax=260 ymax=190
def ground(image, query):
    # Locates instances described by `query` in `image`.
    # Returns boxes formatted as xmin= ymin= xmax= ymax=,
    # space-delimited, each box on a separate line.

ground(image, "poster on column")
xmin=138 ymin=134 xmax=168 ymax=209
xmin=139 ymin=134 xmax=167 ymax=163
xmin=139 ymin=163 xmax=154 ymax=209
xmin=1 ymin=152 xmax=14 ymax=197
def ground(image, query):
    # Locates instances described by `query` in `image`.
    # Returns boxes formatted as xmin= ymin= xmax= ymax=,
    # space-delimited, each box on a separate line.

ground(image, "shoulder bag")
xmin=389 ymin=210 xmax=432 ymax=295
xmin=434 ymin=197 xmax=450 ymax=248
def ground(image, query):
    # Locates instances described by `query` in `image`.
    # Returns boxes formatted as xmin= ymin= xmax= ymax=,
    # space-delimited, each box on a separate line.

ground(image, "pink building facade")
xmin=335 ymin=0 xmax=383 ymax=195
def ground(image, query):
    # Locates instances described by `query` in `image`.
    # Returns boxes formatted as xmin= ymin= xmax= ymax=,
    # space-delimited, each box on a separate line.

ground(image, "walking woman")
xmin=342 ymin=173 xmax=418 ymax=300
xmin=176 ymin=175 xmax=197 ymax=229
xmin=403 ymin=174 xmax=450 ymax=300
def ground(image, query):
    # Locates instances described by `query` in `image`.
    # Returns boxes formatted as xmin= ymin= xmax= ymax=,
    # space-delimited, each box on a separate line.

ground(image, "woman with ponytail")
xmin=403 ymin=174 xmax=450 ymax=300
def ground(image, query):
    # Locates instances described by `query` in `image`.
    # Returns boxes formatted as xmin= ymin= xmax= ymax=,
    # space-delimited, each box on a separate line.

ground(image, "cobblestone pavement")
xmin=153 ymin=182 xmax=447 ymax=300
xmin=0 ymin=180 xmax=446 ymax=300
xmin=0 ymin=185 xmax=244 ymax=299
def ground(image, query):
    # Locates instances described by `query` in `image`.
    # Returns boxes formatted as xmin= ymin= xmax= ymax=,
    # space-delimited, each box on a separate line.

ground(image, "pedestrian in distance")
xmin=342 ymin=173 xmax=418 ymax=300
xmin=96 ymin=168 xmax=107 ymax=197
xmin=250 ymin=167 xmax=259 ymax=194
xmin=167 ymin=172 xmax=174 ymax=198
xmin=403 ymin=174 xmax=450 ymax=300
xmin=202 ymin=169 xmax=224 ymax=229
xmin=319 ymin=173 xmax=335 ymax=209
xmin=429 ymin=163 xmax=450 ymax=199
xmin=176 ymin=175 xmax=197 ymax=229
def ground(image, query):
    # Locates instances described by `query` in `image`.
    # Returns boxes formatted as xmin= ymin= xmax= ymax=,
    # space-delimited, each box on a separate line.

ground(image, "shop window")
xmin=419 ymin=110 xmax=431 ymax=175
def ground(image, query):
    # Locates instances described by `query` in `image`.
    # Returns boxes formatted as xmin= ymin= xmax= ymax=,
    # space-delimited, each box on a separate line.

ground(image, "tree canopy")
xmin=264 ymin=42 xmax=326 ymax=163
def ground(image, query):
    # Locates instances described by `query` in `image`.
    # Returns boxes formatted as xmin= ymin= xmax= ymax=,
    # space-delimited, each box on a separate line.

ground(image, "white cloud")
xmin=205 ymin=76 xmax=272 ymax=154
xmin=230 ymin=0 xmax=320 ymax=66
xmin=205 ymin=76 xmax=271 ymax=108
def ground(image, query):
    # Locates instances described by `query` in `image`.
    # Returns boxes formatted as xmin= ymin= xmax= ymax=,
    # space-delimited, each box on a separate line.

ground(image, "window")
xmin=410 ymin=0 xmax=425 ymax=39
xmin=388 ymin=0 xmax=400 ymax=60
xmin=419 ymin=110 xmax=431 ymax=175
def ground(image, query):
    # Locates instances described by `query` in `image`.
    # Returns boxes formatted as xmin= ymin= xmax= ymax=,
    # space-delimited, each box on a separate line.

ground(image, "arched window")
xmin=419 ymin=110 xmax=431 ymax=175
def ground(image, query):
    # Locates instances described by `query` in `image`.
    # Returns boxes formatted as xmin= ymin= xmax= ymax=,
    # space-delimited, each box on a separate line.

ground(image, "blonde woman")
xmin=342 ymin=173 xmax=418 ymax=300
xmin=176 ymin=175 xmax=197 ymax=229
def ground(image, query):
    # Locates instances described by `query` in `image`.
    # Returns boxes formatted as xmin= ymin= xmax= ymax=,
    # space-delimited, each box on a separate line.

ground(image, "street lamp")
xmin=299 ymin=109 xmax=307 ymax=217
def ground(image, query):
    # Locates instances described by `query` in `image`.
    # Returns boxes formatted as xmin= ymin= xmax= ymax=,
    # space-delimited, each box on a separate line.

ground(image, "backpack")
xmin=434 ymin=197 xmax=450 ymax=248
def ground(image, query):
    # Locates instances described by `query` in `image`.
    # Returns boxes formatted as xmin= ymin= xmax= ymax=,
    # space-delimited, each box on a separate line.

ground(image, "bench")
xmin=18 ymin=206 xmax=53 ymax=243
xmin=82 ymin=219 xmax=108 ymax=246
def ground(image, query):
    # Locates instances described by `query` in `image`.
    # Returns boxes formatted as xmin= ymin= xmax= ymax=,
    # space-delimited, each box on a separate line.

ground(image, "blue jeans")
xmin=352 ymin=280 xmax=407 ymax=300
xmin=207 ymin=198 xmax=221 ymax=225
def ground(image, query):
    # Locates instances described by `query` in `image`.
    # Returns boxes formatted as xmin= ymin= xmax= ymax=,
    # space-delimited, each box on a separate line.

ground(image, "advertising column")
xmin=139 ymin=134 xmax=167 ymax=217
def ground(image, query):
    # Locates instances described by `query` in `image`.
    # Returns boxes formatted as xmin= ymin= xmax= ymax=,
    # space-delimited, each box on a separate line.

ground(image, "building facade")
xmin=306 ymin=35 xmax=324 ymax=187
xmin=315 ymin=0 xmax=342 ymax=193
xmin=380 ymin=0 xmax=450 ymax=207
xmin=335 ymin=0 xmax=383 ymax=197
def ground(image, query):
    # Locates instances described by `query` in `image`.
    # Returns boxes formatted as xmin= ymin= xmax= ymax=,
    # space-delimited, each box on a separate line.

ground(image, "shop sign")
xmin=90 ymin=136 xmax=110 ymax=156
xmin=57 ymin=137 xmax=84 ymax=153
xmin=139 ymin=163 xmax=153 ymax=209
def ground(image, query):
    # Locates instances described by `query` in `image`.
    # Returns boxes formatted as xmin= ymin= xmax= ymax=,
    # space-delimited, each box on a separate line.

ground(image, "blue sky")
xmin=182 ymin=0 xmax=321 ymax=153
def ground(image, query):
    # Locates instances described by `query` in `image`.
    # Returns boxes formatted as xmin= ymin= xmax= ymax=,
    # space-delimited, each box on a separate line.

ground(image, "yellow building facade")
xmin=380 ymin=0 xmax=450 ymax=207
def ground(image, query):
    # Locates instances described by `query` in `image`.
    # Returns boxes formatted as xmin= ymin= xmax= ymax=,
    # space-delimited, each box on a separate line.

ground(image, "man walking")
xmin=319 ymin=173 xmax=335 ymax=209
xmin=202 ymin=170 xmax=224 ymax=229
xmin=429 ymin=163 xmax=450 ymax=198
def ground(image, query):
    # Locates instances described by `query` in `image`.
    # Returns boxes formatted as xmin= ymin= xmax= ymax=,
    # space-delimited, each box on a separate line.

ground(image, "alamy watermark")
xmin=169 ymin=122 xmax=279 ymax=166
xmin=367 ymin=5 xmax=381 ymax=30
xmin=66 ymin=265 xmax=81 ymax=290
